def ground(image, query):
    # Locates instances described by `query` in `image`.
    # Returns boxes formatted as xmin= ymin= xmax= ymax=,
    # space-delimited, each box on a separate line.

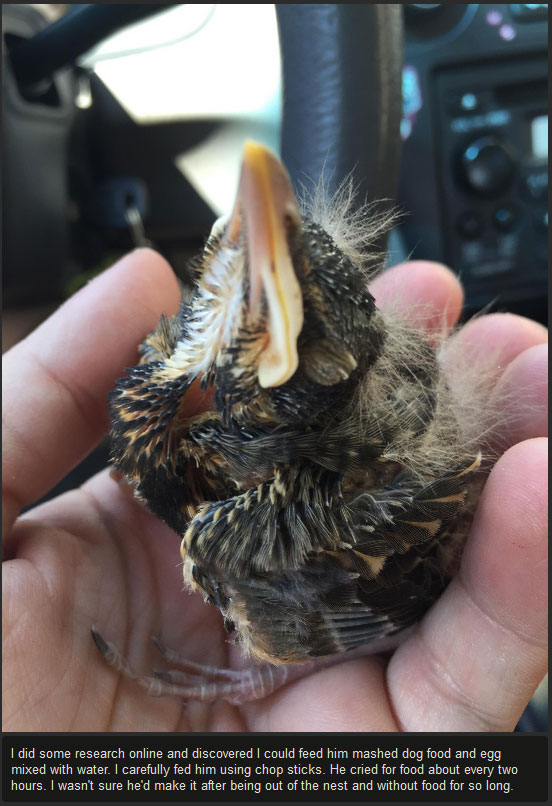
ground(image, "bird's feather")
xmin=101 ymin=143 xmax=502 ymax=697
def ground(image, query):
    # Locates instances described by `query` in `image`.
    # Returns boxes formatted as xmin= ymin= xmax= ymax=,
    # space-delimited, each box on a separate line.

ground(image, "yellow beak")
xmin=226 ymin=140 xmax=304 ymax=388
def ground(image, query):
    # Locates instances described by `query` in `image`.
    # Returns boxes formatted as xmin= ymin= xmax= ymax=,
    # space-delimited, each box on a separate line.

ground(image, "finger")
xmin=2 ymin=249 xmax=181 ymax=537
xmin=370 ymin=261 xmax=464 ymax=335
xmin=447 ymin=311 xmax=547 ymax=368
xmin=246 ymin=654 xmax=398 ymax=732
xmin=441 ymin=316 xmax=547 ymax=450
xmin=492 ymin=344 xmax=548 ymax=445
xmin=388 ymin=438 xmax=548 ymax=731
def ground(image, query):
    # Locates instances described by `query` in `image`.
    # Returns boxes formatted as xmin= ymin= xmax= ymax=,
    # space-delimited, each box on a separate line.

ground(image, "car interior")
xmin=2 ymin=3 xmax=548 ymax=730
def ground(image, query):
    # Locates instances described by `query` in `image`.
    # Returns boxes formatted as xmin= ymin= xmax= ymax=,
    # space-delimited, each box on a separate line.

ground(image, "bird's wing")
xmin=183 ymin=453 xmax=481 ymax=581
xmin=309 ymin=536 xmax=452 ymax=653
xmin=344 ymin=452 xmax=482 ymax=557
xmin=217 ymin=529 xmax=453 ymax=663
xmin=218 ymin=488 xmax=477 ymax=665
xmin=290 ymin=455 xmax=482 ymax=657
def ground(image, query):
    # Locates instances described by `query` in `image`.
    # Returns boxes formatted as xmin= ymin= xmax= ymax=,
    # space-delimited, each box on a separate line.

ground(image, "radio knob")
xmin=460 ymin=136 xmax=515 ymax=196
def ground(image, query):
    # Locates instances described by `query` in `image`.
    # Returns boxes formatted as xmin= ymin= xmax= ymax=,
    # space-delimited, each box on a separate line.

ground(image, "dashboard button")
xmin=460 ymin=136 xmax=515 ymax=196
xmin=493 ymin=204 xmax=518 ymax=232
xmin=447 ymin=91 xmax=482 ymax=115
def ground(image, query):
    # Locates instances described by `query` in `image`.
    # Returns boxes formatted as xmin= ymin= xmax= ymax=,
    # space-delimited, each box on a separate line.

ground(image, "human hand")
xmin=2 ymin=249 xmax=547 ymax=731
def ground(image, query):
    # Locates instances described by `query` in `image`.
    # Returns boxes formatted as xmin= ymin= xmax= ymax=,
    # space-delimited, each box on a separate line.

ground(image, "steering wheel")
xmin=276 ymin=4 xmax=403 ymax=207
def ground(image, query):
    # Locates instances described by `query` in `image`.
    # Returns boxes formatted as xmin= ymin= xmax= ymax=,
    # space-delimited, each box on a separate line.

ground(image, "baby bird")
xmin=93 ymin=141 xmax=485 ymax=703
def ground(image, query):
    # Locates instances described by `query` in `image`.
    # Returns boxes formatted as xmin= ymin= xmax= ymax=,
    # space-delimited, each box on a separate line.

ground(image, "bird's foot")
xmin=91 ymin=626 xmax=413 ymax=704
xmin=90 ymin=626 xmax=310 ymax=704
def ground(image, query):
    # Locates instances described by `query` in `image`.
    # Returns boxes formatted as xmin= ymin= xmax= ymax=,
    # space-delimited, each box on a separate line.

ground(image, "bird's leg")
xmin=91 ymin=626 xmax=310 ymax=703
xmin=90 ymin=627 xmax=410 ymax=704
xmin=152 ymin=635 xmax=245 ymax=680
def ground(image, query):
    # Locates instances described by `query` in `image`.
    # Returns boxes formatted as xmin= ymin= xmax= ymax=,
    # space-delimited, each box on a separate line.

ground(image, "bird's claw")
xmin=91 ymin=627 xmax=293 ymax=703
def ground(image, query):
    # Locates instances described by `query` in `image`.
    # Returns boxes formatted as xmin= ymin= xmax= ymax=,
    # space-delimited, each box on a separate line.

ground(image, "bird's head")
xmin=171 ymin=141 xmax=387 ymax=426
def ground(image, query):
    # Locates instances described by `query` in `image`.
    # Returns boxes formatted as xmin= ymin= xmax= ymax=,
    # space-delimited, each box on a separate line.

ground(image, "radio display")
xmin=531 ymin=115 xmax=548 ymax=160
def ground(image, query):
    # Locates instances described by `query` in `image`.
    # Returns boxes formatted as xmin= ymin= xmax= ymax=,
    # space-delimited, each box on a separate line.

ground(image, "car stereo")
xmin=436 ymin=57 xmax=547 ymax=296
xmin=398 ymin=4 xmax=548 ymax=319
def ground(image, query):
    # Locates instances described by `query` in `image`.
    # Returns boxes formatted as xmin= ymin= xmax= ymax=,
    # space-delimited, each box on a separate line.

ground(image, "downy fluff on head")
xmin=299 ymin=171 xmax=509 ymax=484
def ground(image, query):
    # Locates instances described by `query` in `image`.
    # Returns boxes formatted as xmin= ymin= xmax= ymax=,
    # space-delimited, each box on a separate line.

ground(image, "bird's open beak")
xmin=225 ymin=140 xmax=304 ymax=388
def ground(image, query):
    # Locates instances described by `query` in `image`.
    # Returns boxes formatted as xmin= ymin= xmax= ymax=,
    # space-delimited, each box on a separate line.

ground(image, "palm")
xmin=3 ymin=249 xmax=547 ymax=732
xmin=3 ymin=469 xmax=399 ymax=730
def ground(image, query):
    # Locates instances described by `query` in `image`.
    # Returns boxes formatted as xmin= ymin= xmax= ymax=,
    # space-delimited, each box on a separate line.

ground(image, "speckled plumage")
xmin=95 ymin=143 xmax=486 ymax=702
